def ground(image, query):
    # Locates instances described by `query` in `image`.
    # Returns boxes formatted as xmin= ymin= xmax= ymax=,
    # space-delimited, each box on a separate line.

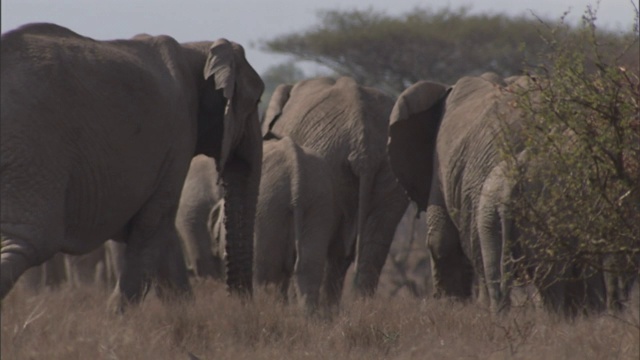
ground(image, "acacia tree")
xmin=263 ymin=7 xmax=555 ymax=94
xmin=502 ymin=6 xmax=639 ymax=308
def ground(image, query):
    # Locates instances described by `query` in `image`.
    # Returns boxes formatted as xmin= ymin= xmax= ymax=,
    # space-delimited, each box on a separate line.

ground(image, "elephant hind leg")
xmin=322 ymin=234 xmax=356 ymax=314
xmin=429 ymin=248 xmax=474 ymax=300
xmin=154 ymin=230 xmax=193 ymax=303
xmin=426 ymin=204 xmax=473 ymax=300
xmin=293 ymin=225 xmax=333 ymax=314
xmin=477 ymin=200 xmax=512 ymax=314
xmin=353 ymin=168 xmax=409 ymax=298
xmin=109 ymin=202 xmax=192 ymax=313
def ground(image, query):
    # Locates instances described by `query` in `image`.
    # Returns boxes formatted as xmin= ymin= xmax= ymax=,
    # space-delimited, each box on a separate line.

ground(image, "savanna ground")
xmin=2 ymin=257 xmax=639 ymax=360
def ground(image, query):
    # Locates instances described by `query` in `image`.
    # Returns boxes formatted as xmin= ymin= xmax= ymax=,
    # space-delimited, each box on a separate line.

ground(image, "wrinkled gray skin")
xmin=263 ymin=77 xmax=409 ymax=300
xmin=0 ymin=23 xmax=264 ymax=310
xmin=388 ymin=73 xmax=612 ymax=317
xmin=388 ymin=74 xmax=516 ymax=304
xmin=176 ymin=155 xmax=225 ymax=280
xmin=254 ymin=137 xmax=338 ymax=314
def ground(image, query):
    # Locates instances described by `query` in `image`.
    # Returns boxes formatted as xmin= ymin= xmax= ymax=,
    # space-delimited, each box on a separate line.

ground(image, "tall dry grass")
xmin=2 ymin=278 xmax=638 ymax=360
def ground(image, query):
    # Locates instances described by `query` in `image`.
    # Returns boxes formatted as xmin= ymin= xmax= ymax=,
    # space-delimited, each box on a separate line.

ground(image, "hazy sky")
xmin=2 ymin=0 xmax=636 ymax=74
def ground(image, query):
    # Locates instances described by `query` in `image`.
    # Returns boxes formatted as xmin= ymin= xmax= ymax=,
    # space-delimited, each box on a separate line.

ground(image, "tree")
xmin=263 ymin=7 xmax=557 ymax=95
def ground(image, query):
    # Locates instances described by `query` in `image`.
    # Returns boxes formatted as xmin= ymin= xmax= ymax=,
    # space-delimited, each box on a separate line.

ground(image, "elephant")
xmin=0 ymin=23 xmax=264 ymax=311
xmin=387 ymin=73 xmax=612 ymax=316
xmin=253 ymin=136 xmax=338 ymax=313
xmin=262 ymin=76 xmax=410 ymax=300
xmin=175 ymin=155 xmax=225 ymax=280
xmin=207 ymin=136 xmax=341 ymax=313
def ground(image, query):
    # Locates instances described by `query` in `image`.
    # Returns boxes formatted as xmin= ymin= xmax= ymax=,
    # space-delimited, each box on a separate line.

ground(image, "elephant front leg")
xmin=108 ymin=210 xmax=192 ymax=313
xmin=426 ymin=204 xmax=473 ymax=300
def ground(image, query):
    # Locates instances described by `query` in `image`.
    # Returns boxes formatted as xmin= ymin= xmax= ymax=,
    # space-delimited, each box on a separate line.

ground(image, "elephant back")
xmin=269 ymin=76 xmax=394 ymax=176
xmin=438 ymin=75 xmax=526 ymax=241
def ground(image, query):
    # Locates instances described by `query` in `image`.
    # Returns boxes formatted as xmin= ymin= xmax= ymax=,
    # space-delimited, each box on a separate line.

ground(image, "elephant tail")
xmin=279 ymin=137 xmax=305 ymax=254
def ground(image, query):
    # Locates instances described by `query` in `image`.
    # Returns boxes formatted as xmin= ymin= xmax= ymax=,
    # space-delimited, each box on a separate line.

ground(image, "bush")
xmin=502 ymin=5 xmax=640 ymax=292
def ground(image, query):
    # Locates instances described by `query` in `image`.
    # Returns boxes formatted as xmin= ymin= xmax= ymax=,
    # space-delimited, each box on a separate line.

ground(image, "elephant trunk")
xmin=220 ymin=121 xmax=261 ymax=296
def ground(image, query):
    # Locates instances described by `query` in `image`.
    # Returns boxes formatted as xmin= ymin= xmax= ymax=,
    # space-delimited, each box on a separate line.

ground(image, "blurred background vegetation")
xmin=503 ymin=5 xmax=639 ymax=293
xmin=258 ymin=6 xmax=639 ymax=101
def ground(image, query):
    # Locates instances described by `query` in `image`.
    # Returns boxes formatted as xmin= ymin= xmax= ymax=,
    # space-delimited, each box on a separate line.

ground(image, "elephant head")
xmin=201 ymin=39 xmax=264 ymax=168
xmin=198 ymin=39 xmax=264 ymax=294
xmin=387 ymin=81 xmax=450 ymax=211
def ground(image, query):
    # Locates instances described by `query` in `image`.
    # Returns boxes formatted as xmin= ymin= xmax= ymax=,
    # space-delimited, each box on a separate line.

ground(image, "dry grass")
xmin=2 ymin=278 xmax=638 ymax=360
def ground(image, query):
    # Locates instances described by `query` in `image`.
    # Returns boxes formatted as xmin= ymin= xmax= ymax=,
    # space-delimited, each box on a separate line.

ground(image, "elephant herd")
xmin=1 ymin=23 xmax=635 ymax=318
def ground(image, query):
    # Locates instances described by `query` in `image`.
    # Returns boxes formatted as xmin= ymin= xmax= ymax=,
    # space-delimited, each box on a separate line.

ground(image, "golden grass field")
xmin=2 ymin=270 xmax=638 ymax=360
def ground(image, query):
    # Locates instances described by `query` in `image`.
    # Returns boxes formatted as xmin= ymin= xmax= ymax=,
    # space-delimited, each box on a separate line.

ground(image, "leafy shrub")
xmin=503 ymin=5 xmax=639 ymax=293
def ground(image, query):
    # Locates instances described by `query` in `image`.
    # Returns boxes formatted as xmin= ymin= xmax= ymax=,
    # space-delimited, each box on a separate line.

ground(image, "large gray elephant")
xmin=387 ymin=73 xmax=611 ymax=316
xmin=262 ymin=76 xmax=409 ymax=299
xmin=0 ymin=23 xmax=264 ymax=310
xmin=176 ymin=155 xmax=225 ymax=280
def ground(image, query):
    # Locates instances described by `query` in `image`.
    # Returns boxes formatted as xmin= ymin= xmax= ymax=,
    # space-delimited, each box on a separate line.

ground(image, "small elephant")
xmin=210 ymin=137 xmax=341 ymax=313
xmin=176 ymin=155 xmax=225 ymax=280
xmin=262 ymin=77 xmax=409 ymax=300
xmin=255 ymin=137 xmax=339 ymax=313
xmin=0 ymin=23 xmax=264 ymax=310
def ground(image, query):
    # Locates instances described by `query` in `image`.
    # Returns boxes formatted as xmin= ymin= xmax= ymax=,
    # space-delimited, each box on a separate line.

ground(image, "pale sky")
xmin=1 ymin=0 xmax=637 ymax=75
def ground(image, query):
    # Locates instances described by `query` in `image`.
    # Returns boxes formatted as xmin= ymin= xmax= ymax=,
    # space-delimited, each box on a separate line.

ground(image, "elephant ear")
xmin=261 ymin=84 xmax=293 ymax=139
xmin=388 ymin=81 xmax=450 ymax=212
xmin=204 ymin=39 xmax=264 ymax=172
